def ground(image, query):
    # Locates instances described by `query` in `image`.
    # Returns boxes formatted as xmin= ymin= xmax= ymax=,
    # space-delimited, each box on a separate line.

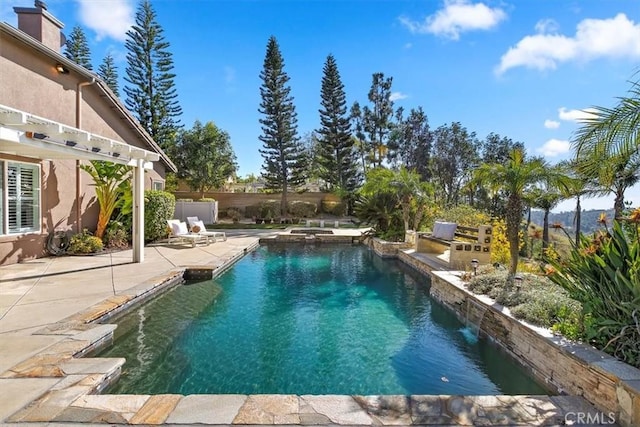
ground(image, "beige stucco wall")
xmin=0 ymin=30 xmax=166 ymax=265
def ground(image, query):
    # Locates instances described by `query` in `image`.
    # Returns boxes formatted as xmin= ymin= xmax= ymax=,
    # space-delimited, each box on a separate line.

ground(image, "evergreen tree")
xmin=124 ymin=0 xmax=182 ymax=155
xmin=388 ymin=107 xmax=432 ymax=180
xmin=363 ymin=73 xmax=394 ymax=167
xmin=316 ymin=54 xmax=360 ymax=193
xmin=97 ymin=53 xmax=119 ymax=97
xmin=258 ymin=36 xmax=307 ymax=216
xmin=64 ymin=25 xmax=92 ymax=70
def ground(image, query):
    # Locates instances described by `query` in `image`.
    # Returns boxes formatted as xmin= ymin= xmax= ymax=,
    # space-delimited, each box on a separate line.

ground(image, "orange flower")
xmin=628 ymin=208 xmax=640 ymax=224
xmin=545 ymin=265 xmax=556 ymax=276
xmin=551 ymin=222 xmax=563 ymax=229
xmin=529 ymin=229 xmax=542 ymax=239
xmin=598 ymin=212 xmax=608 ymax=225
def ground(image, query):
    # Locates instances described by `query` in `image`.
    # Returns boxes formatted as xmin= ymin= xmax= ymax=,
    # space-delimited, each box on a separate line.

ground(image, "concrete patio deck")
xmin=0 ymin=229 xmax=614 ymax=426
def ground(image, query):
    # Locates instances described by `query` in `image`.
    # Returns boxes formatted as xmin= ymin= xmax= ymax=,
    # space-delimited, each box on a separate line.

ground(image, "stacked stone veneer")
xmin=398 ymin=249 xmax=640 ymax=427
xmin=368 ymin=237 xmax=414 ymax=258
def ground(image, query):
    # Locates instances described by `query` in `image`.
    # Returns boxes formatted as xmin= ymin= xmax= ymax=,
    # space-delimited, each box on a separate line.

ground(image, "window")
xmin=152 ymin=180 xmax=164 ymax=191
xmin=1 ymin=161 xmax=41 ymax=234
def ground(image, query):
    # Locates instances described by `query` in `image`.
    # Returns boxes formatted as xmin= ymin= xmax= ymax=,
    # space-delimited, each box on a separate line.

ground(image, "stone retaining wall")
xmin=397 ymin=249 xmax=639 ymax=427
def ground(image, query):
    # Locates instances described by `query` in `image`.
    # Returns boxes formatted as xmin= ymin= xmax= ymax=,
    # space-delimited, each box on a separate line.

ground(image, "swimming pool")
xmin=100 ymin=244 xmax=548 ymax=395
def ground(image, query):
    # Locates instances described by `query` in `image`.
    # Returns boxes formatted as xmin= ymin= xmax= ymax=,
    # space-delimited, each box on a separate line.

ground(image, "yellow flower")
xmin=598 ymin=212 xmax=608 ymax=225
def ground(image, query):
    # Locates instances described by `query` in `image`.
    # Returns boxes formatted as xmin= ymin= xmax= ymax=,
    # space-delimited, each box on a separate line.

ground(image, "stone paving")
xmin=0 ymin=228 xmax=618 ymax=426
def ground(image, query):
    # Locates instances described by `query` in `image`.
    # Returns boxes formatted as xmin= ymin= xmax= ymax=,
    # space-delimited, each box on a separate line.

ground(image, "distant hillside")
xmin=530 ymin=208 xmax=614 ymax=234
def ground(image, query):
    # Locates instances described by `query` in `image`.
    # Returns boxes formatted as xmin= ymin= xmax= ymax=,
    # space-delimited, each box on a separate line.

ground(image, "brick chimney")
xmin=14 ymin=1 xmax=66 ymax=52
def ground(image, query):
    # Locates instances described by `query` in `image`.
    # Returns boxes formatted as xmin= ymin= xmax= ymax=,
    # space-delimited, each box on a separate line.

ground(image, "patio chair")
xmin=166 ymin=219 xmax=208 ymax=247
xmin=186 ymin=216 xmax=227 ymax=243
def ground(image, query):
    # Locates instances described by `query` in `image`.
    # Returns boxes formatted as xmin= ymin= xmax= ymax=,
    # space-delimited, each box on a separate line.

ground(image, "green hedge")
xmin=145 ymin=190 xmax=176 ymax=242
xmin=288 ymin=200 xmax=317 ymax=218
xmin=321 ymin=200 xmax=346 ymax=216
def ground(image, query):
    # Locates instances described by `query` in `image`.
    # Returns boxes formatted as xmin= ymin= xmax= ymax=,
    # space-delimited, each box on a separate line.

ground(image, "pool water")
xmin=100 ymin=245 xmax=548 ymax=395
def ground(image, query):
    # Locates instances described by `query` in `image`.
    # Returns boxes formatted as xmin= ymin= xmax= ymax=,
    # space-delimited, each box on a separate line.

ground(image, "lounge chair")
xmin=166 ymin=219 xmax=208 ymax=247
xmin=186 ymin=216 xmax=227 ymax=242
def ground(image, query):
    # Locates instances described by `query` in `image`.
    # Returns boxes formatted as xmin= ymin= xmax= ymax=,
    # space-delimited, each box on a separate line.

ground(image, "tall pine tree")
xmin=64 ymin=25 xmax=92 ymax=70
xmin=258 ymin=36 xmax=306 ymax=216
xmin=97 ymin=53 xmax=119 ymax=97
xmin=316 ymin=54 xmax=360 ymax=193
xmin=124 ymin=0 xmax=182 ymax=155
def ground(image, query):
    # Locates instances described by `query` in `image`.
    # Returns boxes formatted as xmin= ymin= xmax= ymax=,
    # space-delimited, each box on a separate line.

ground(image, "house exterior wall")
xmin=0 ymin=30 xmax=166 ymax=265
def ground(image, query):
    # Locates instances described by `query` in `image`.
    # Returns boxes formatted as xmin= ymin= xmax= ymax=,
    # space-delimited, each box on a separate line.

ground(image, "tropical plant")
xmin=64 ymin=25 xmax=92 ymax=70
xmin=258 ymin=36 xmax=307 ymax=216
xmin=124 ymin=0 xmax=182 ymax=155
xmin=97 ymin=52 xmax=119 ymax=97
xmin=473 ymin=148 xmax=548 ymax=275
xmin=354 ymin=193 xmax=403 ymax=241
xmin=573 ymin=79 xmax=640 ymax=218
xmin=546 ymin=212 xmax=640 ymax=368
xmin=316 ymin=54 xmax=361 ymax=193
xmin=79 ymin=161 xmax=131 ymax=239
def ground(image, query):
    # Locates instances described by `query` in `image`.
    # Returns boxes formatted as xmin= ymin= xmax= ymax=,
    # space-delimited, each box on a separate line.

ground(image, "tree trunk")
xmin=526 ymin=206 xmax=532 ymax=258
xmin=614 ymin=189 xmax=625 ymax=219
xmin=281 ymin=185 xmax=288 ymax=219
xmin=506 ymin=194 xmax=522 ymax=276
xmin=542 ymin=208 xmax=550 ymax=250
xmin=574 ymin=196 xmax=581 ymax=245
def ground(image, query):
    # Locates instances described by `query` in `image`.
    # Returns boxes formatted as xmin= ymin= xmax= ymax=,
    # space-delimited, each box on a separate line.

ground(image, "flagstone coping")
xmin=0 ymin=238 xmax=619 ymax=425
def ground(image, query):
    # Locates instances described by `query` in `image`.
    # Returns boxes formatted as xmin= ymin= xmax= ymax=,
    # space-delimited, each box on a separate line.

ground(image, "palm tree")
xmin=474 ymin=148 xmax=548 ymax=275
xmin=573 ymin=79 xmax=640 ymax=217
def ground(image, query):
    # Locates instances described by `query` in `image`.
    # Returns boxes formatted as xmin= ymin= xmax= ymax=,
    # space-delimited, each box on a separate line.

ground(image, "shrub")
xmin=260 ymin=200 xmax=281 ymax=218
xmin=104 ymin=221 xmax=129 ymax=249
xmin=321 ymin=200 xmax=346 ymax=216
xmin=546 ymin=216 xmax=640 ymax=368
xmin=176 ymin=198 xmax=193 ymax=202
xmin=429 ymin=204 xmax=490 ymax=228
xmin=226 ymin=208 xmax=241 ymax=222
xmin=244 ymin=204 xmax=261 ymax=219
xmin=288 ymin=200 xmax=317 ymax=218
xmin=145 ymin=190 xmax=176 ymax=242
xmin=467 ymin=270 xmax=584 ymax=333
xmin=67 ymin=229 xmax=104 ymax=254
xmin=199 ymin=197 xmax=216 ymax=202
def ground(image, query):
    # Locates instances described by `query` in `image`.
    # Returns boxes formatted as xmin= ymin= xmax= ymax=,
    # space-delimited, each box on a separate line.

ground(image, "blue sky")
xmin=3 ymin=0 xmax=639 ymax=212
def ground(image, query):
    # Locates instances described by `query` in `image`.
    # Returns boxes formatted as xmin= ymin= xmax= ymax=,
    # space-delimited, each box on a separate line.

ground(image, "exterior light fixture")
xmin=55 ymin=63 xmax=69 ymax=74
xmin=471 ymin=258 xmax=479 ymax=276
xmin=514 ymin=274 xmax=523 ymax=291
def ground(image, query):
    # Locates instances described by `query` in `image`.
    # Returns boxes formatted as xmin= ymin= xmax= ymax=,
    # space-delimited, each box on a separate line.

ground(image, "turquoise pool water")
xmin=101 ymin=245 xmax=548 ymax=395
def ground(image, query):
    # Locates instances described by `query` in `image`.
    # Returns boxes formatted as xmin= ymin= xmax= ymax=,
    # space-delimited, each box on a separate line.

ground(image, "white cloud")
xmin=558 ymin=107 xmax=598 ymax=122
xmin=76 ymin=0 xmax=134 ymax=42
xmin=399 ymin=0 xmax=506 ymax=40
xmin=390 ymin=92 xmax=408 ymax=102
xmin=534 ymin=18 xmax=559 ymax=34
xmin=496 ymin=13 xmax=640 ymax=75
xmin=537 ymin=139 xmax=571 ymax=157
xmin=544 ymin=119 xmax=560 ymax=129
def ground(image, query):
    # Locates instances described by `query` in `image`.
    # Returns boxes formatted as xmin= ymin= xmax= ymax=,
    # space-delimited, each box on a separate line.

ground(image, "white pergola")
xmin=0 ymin=104 xmax=160 ymax=263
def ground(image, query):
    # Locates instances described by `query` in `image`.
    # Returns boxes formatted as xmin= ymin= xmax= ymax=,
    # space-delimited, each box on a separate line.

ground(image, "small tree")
xmin=175 ymin=120 xmax=237 ymax=198
xmin=79 ymin=161 xmax=130 ymax=239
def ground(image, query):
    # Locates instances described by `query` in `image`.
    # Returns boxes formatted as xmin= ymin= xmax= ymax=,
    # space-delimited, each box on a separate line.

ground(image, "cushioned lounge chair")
xmin=167 ymin=219 xmax=208 ymax=247
xmin=186 ymin=216 xmax=227 ymax=242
